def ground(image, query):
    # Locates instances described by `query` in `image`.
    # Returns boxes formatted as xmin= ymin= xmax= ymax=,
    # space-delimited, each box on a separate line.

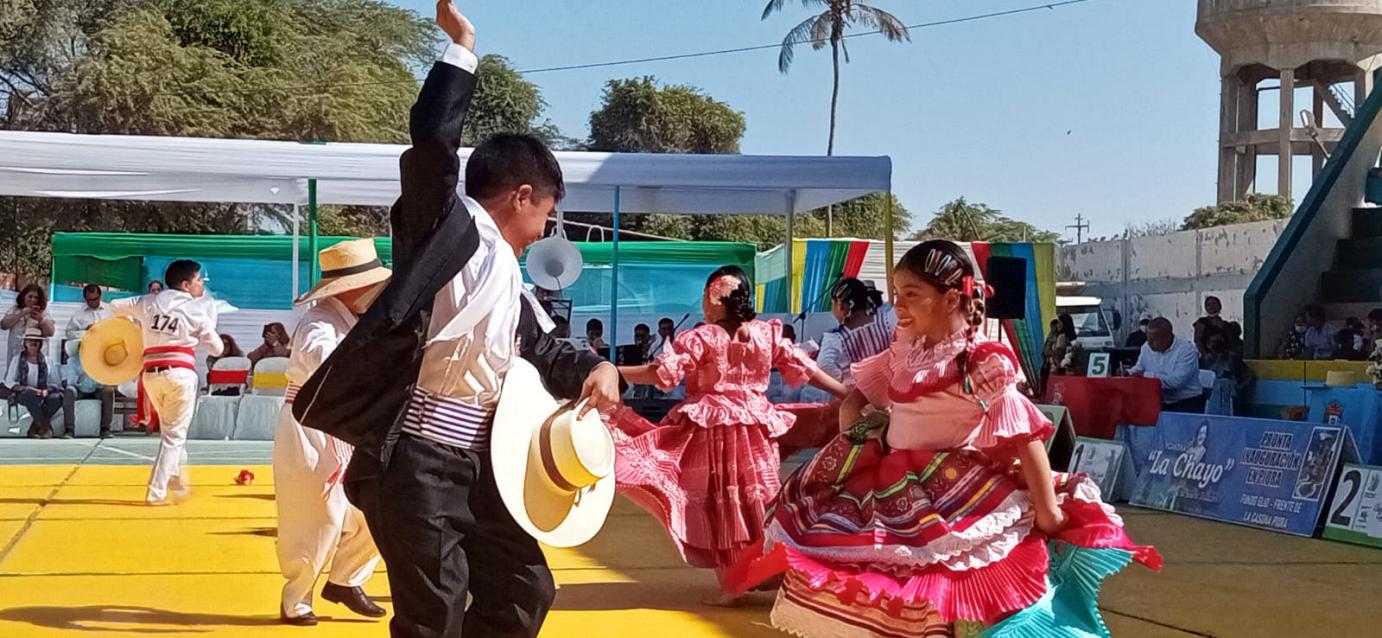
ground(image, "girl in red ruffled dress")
xmin=737 ymin=241 xmax=1160 ymax=637
xmin=608 ymin=266 xmax=848 ymax=604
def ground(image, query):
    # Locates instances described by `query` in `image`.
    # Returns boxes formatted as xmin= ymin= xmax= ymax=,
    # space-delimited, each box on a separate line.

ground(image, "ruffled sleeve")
xmin=851 ymin=341 xmax=901 ymax=409
xmin=770 ymin=320 xmax=818 ymax=388
xmin=969 ymin=344 xmax=1053 ymax=453
xmin=653 ymin=329 xmax=705 ymax=390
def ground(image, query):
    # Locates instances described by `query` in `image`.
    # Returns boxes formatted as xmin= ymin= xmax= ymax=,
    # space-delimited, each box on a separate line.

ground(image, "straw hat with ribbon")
xmin=296 ymin=238 xmax=392 ymax=304
xmin=491 ymin=358 xmax=616 ymax=548
xmin=79 ymin=318 xmax=143 ymax=386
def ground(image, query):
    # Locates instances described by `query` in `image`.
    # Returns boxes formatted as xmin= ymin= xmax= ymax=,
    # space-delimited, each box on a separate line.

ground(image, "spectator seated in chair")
xmin=5 ymin=327 xmax=62 ymax=438
xmin=248 ymin=323 xmax=291 ymax=367
xmin=1129 ymin=317 xmax=1205 ymax=413
xmin=62 ymin=339 xmax=115 ymax=438
xmin=1303 ymin=305 xmax=1335 ymax=360
xmin=1200 ymin=327 xmax=1255 ymax=408
xmin=1192 ymin=295 xmax=1226 ymax=354
xmin=1277 ymin=313 xmax=1309 ymax=360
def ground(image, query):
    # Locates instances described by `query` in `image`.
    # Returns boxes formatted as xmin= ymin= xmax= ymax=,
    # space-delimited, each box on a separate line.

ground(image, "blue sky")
xmin=389 ymin=0 xmax=1222 ymax=239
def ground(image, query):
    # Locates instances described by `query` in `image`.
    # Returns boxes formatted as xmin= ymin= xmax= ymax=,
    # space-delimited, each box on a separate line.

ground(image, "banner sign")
xmin=1322 ymin=464 xmax=1382 ymax=549
xmin=1071 ymin=437 xmax=1133 ymax=501
xmin=1130 ymin=413 xmax=1357 ymax=536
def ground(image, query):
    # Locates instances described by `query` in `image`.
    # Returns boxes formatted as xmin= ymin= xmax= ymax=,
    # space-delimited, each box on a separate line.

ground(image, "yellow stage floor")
xmin=1 ymin=461 xmax=1379 ymax=637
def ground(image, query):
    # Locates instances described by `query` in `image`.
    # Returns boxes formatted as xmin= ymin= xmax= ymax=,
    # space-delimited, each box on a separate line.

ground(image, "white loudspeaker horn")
xmin=526 ymin=237 xmax=583 ymax=291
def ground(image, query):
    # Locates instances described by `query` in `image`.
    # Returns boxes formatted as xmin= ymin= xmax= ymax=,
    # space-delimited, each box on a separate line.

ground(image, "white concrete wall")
xmin=1060 ymin=219 xmax=1288 ymax=341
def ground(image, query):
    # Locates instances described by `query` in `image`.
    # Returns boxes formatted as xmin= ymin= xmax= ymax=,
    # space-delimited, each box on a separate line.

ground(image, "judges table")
xmin=1044 ymin=376 xmax=1161 ymax=439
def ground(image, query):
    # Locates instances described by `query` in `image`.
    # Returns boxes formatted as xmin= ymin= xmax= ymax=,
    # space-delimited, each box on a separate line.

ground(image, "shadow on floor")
xmin=214 ymin=493 xmax=276 ymax=502
xmin=207 ymin=527 xmax=277 ymax=538
xmin=0 ymin=497 xmax=145 ymax=507
xmin=552 ymin=581 xmax=774 ymax=612
xmin=0 ymin=605 xmax=281 ymax=633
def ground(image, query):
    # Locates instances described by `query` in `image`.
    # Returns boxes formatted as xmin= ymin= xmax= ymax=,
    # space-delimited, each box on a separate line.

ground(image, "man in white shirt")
xmin=65 ymin=284 xmax=112 ymax=341
xmin=274 ymin=240 xmax=389 ymax=626
xmin=110 ymin=260 xmax=223 ymax=505
xmin=1129 ymin=317 xmax=1205 ymax=413
xmin=293 ymin=4 xmax=622 ymax=637
xmin=62 ymin=284 xmax=115 ymax=438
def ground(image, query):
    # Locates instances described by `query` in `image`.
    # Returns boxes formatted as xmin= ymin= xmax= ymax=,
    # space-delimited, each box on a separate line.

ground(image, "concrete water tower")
xmin=1197 ymin=0 xmax=1382 ymax=203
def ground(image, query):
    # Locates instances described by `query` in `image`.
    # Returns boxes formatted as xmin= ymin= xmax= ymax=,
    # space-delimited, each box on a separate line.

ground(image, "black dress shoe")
xmin=279 ymin=611 xmax=318 ymax=626
xmin=322 ymin=583 xmax=387 ymax=618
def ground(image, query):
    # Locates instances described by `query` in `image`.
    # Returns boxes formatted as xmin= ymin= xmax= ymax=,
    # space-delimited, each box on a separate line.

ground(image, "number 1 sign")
xmin=1323 ymin=463 xmax=1382 ymax=549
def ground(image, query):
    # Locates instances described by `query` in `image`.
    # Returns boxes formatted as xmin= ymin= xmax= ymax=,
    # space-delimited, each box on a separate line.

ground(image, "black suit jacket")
xmin=292 ymin=57 xmax=610 ymax=464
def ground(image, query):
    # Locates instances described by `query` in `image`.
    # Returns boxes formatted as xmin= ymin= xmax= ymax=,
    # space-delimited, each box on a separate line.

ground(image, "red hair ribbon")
xmin=962 ymin=276 xmax=994 ymax=299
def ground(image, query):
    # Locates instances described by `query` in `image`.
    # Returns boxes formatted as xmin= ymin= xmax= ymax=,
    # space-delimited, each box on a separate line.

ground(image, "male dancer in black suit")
xmin=292 ymin=3 xmax=623 ymax=636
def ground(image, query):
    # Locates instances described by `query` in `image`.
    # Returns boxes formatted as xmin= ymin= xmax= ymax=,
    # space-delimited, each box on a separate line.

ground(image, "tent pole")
xmin=785 ymin=190 xmax=796 ymax=314
xmin=308 ymin=179 xmax=320 ymax=286
xmin=292 ymin=204 xmax=300 ymax=302
xmin=610 ymin=187 xmax=621 ymax=361
xmin=885 ymin=191 xmax=894 ymax=303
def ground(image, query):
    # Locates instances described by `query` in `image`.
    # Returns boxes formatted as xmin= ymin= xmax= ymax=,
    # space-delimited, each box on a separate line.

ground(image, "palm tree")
xmin=763 ymin=0 xmax=909 ymax=156
xmin=763 ymin=1 xmax=908 ymax=234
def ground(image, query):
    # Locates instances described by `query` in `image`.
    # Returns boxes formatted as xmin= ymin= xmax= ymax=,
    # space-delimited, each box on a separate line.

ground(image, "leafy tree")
xmin=463 ymin=54 xmax=573 ymax=149
xmin=581 ymin=76 xmax=907 ymax=246
xmin=0 ymin=0 xmax=446 ymax=279
xmin=588 ymin=76 xmax=746 ymax=153
xmin=911 ymin=197 xmax=1060 ymax=243
xmin=1124 ymin=219 xmax=1181 ymax=238
xmin=821 ymin=193 xmax=911 ymax=240
xmin=763 ymin=0 xmax=909 ymax=156
xmin=1182 ymin=194 xmax=1292 ymax=230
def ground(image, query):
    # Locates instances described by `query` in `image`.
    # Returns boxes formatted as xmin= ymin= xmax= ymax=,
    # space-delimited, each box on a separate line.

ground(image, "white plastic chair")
xmin=250 ymin=356 xmax=290 ymax=396
xmin=208 ymin=356 xmax=252 ymax=395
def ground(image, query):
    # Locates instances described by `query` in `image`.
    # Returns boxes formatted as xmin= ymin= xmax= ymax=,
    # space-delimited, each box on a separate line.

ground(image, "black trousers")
xmin=15 ymin=389 xmax=62 ymax=434
xmin=347 ymin=434 xmax=555 ymax=638
xmin=1162 ymin=394 xmax=1208 ymax=414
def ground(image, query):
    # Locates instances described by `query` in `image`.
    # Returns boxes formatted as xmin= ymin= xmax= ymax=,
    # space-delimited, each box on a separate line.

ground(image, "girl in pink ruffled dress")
xmin=608 ymin=266 xmax=848 ymax=604
xmin=733 ymin=241 xmax=1161 ymax=637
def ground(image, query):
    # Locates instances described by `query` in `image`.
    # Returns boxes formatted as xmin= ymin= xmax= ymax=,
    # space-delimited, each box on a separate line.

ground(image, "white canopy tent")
xmin=0 ymin=130 xmax=893 ymax=342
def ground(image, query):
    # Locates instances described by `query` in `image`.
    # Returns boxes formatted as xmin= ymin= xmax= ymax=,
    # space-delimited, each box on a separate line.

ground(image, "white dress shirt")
xmin=1129 ymin=338 xmax=1202 ymax=404
xmin=65 ymin=304 xmax=113 ymax=340
xmin=285 ymin=297 xmax=356 ymax=392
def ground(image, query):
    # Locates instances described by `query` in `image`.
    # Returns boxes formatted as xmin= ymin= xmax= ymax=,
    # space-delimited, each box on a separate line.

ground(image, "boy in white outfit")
xmin=275 ymin=239 xmax=389 ymax=626
xmin=109 ymin=260 xmax=222 ymax=505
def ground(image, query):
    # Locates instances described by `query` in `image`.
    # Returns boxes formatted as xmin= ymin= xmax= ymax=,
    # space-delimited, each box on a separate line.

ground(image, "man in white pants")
xmin=109 ymin=260 xmax=223 ymax=505
xmin=276 ymin=239 xmax=389 ymax=626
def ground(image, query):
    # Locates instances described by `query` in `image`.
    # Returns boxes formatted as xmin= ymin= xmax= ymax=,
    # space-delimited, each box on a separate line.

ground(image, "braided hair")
xmin=705 ymin=265 xmax=757 ymax=324
xmin=830 ymin=277 xmax=885 ymax=319
xmin=896 ymin=240 xmax=989 ymax=391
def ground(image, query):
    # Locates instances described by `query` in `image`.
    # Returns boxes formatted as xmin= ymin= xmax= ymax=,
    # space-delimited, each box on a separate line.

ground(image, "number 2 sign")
xmin=1323 ymin=463 xmax=1382 ymax=549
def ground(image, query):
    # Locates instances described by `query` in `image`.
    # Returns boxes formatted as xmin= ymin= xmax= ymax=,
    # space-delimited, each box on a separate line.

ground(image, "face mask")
xmin=1294 ymin=325 xmax=1307 ymax=334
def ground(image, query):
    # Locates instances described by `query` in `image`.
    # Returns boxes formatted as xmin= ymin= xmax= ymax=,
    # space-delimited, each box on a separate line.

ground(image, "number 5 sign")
xmin=1086 ymin=352 xmax=1111 ymax=378
xmin=1323 ymin=463 xmax=1382 ymax=549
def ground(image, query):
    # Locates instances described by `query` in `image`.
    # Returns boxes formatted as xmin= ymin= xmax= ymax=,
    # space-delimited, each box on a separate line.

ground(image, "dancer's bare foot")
xmin=701 ymin=591 xmax=743 ymax=607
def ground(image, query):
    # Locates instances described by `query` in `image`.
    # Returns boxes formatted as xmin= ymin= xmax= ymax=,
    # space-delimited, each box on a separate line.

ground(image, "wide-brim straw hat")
xmin=21 ymin=325 xmax=48 ymax=341
xmin=491 ymin=358 xmax=616 ymax=548
xmin=79 ymin=318 xmax=143 ymax=385
xmin=295 ymin=238 xmax=392 ymax=304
